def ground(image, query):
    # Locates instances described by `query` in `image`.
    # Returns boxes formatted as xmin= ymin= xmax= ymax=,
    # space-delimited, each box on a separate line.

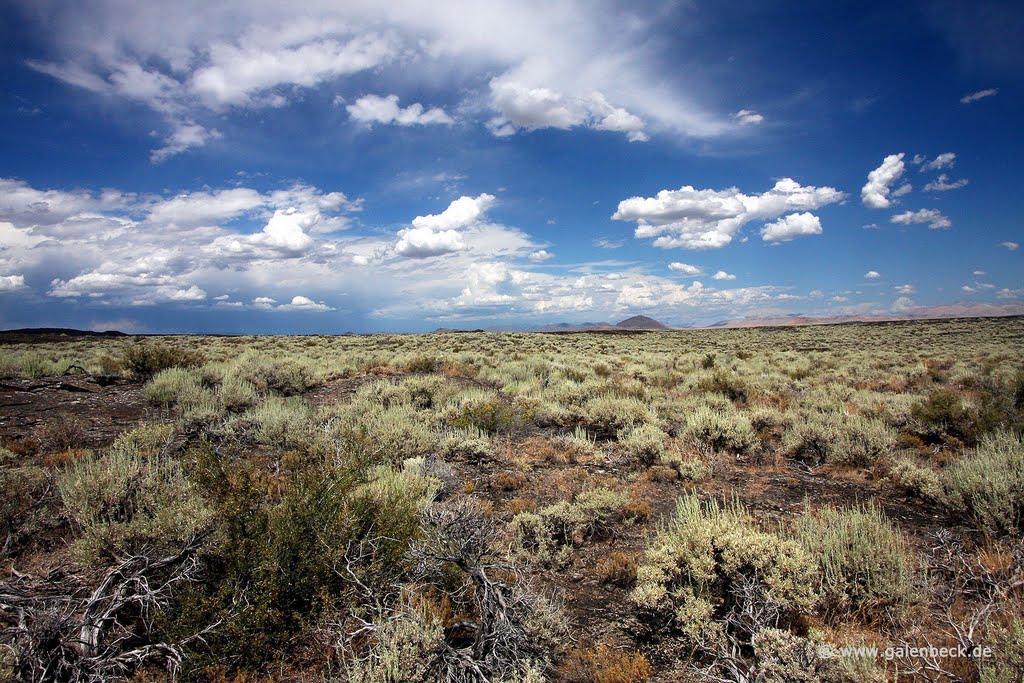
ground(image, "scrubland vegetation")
xmin=1 ymin=317 xmax=1023 ymax=681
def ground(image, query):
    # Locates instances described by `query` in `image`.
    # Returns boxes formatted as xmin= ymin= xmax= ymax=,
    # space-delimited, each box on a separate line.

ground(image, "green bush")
xmin=680 ymin=405 xmax=756 ymax=454
xmin=661 ymin=451 xmax=710 ymax=481
xmin=437 ymin=427 xmax=494 ymax=460
xmin=630 ymin=495 xmax=819 ymax=647
xmin=0 ymin=454 xmax=50 ymax=553
xmin=57 ymin=423 xmax=209 ymax=563
xmin=619 ymin=423 xmax=666 ymax=463
xmin=227 ymin=349 xmax=317 ymax=395
xmin=342 ymin=605 xmax=444 ymax=682
xmin=579 ymin=396 xmax=653 ymax=437
xmin=942 ymin=432 xmax=1024 ymax=536
xmin=511 ymin=488 xmax=629 ymax=563
xmin=238 ymin=395 xmax=312 ymax=450
xmin=793 ymin=504 xmax=917 ymax=622
xmin=783 ymin=414 xmax=894 ymax=466
xmin=695 ymin=368 xmax=748 ymax=403
xmin=34 ymin=416 xmax=87 ymax=452
xmin=219 ymin=375 xmax=260 ymax=411
xmin=911 ymin=387 xmax=977 ymax=444
xmin=402 ymin=353 xmax=438 ymax=373
xmin=167 ymin=443 xmax=429 ymax=669
xmin=445 ymin=389 xmax=533 ymax=435
xmin=122 ymin=341 xmax=203 ymax=379
xmin=887 ymin=456 xmax=942 ymax=501
xmin=980 ymin=618 xmax=1024 ymax=683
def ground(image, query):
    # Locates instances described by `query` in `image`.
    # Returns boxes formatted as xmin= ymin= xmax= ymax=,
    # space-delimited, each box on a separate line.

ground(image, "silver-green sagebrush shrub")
xmin=680 ymin=405 xmax=756 ymax=455
xmin=783 ymin=414 xmax=895 ymax=466
xmin=511 ymin=487 xmax=629 ymax=563
xmin=57 ymin=423 xmax=209 ymax=563
xmin=660 ymin=451 xmax=710 ymax=481
xmin=402 ymin=497 xmax=568 ymax=681
xmin=143 ymin=366 xmax=206 ymax=407
xmin=443 ymin=388 xmax=533 ymax=435
xmin=579 ymin=396 xmax=653 ymax=437
xmin=793 ymin=503 xmax=917 ymax=623
xmin=226 ymin=348 xmax=317 ymax=395
xmin=630 ymin=495 xmax=819 ymax=650
xmin=942 ymin=431 xmax=1024 ymax=536
xmin=618 ymin=423 xmax=666 ymax=463
xmin=887 ymin=455 xmax=942 ymax=501
xmin=341 ymin=601 xmax=445 ymax=682
xmin=838 ymin=415 xmax=898 ymax=466
xmin=750 ymin=628 xmax=886 ymax=683
xmin=437 ymin=427 xmax=494 ymax=460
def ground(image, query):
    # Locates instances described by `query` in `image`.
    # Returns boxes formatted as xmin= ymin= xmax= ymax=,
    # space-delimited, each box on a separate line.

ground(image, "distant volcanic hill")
xmin=614 ymin=315 xmax=673 ymax=331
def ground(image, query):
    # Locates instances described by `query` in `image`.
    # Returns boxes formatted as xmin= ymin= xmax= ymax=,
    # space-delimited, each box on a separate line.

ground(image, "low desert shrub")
xmin=219 ymin=375 xmax=260 ymax=411
xmin=911 ymin=387 xmax=977 ymax=444
xmin=340 ymin=603 xmax=444 ymax=682
xmin=793 ymin=503 xmax=917 ymax=623
xmin=679 ymin=405 xmax=756 ymax=454
xmin=751 ymin=628 xmax=885 ymax=683
xmin=783 ymin=414 xmax=895 ymax=466
xmin=887 ymin=456 xmax=942 ymax=501
xmin=660 ymin=452 xmax=710 ymax=481
xmin=0 ymin=452 xmax=50 ymax=552
xmin=594 ymin=551 xmax=638 ymax=588
xmin=121 ymin=341 xmax=203 ymax=379
xmin=34 ymin=416 xmax=87 ymax=452
xmin=619 ymin=423 xmax=666 ymax=463
xmin=437 ymin=427 xmax=493 ymax=460
xmin=171 ymin=443 xmax=428 ymax=668
xmin=839 ymin=416 xmax=898 ymax=466
xmin=695 ymin=368 xmax=748 ymax=403
xmin=446 ymin=389 xmax=531 ymax=435
xmin=511 ymin=487 xmax=629 ymax=563
xmin=402 ymin=353 xmax=438 ymax=373
xmin=630 ymin=495 xmax=818 ymax=652
xmin=227 ymin=349 xmax=317 ymax=395
xmin=579 ymin=396 xmax=653 ymax=437
xmin=57 ymin=423 xmax=209 ymax=563
xmin=143 ymin=366 xmax=208 ymax=408
xmin=942 ymin=431 xmax=1024 ymax=536
xmin=558 ymin=645 xmax=652 ymax=683
xmin=979 ymin=618 xmax=1024 ymax=683
xmin=243 ymin=395 xmax=312 ymax=450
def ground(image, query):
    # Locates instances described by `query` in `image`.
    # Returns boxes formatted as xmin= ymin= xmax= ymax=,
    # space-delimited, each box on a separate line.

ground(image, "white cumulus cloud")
xmin=1001 ymin=241 xmax=1020 ymax=251
xmin=150 ymin=121 xmax=222 ymax=162
xmin=733 ymin=109 xmax=764 ymax=126
xmin=923 ymin=174 xmax=968 ymax=192
xmin=614 ymin=178 xmax=843 ymax=250
xmin=668 ymin=262 xmax=702 ymax=276
xmin=760 ymin=212 xmax=822 ymax=242
xmin=346 ymin=94 xmax=453 ymax=126
xmin=527 ymin=250 xmax=553 ymax=262
xmin=862 ymin=153 xmax=905 ymax=208
xmin=711 ymin=271 xmax=736 ymax=281
xmin=395 ymin=193 xmax=496 ymax=258
xmin=918 ymin=152 xmax=956 ymax=172
xmin=278 ymin=295 xmax=334 ymax=311
xmin=864 ymin=271 xmax=881 ymax=279
xmin=0 ymin=274 xmax=26 ymax=292
xmin=891 ymin=208 xmax=952 ymax=229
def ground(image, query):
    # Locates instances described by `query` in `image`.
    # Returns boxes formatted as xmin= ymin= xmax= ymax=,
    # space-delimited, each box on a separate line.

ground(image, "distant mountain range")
xmin=6 ymin=303 xmax=1024 ymax=339
xmin=432 ymin=302 xmax=1024 ymax=334
xmin=708 ymin=302 xmax=1024 ymax=328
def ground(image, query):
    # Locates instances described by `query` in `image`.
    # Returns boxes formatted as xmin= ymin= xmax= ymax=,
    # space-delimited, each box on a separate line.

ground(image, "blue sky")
xmin=0 ymin=0 xmax=1020 ymax=333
